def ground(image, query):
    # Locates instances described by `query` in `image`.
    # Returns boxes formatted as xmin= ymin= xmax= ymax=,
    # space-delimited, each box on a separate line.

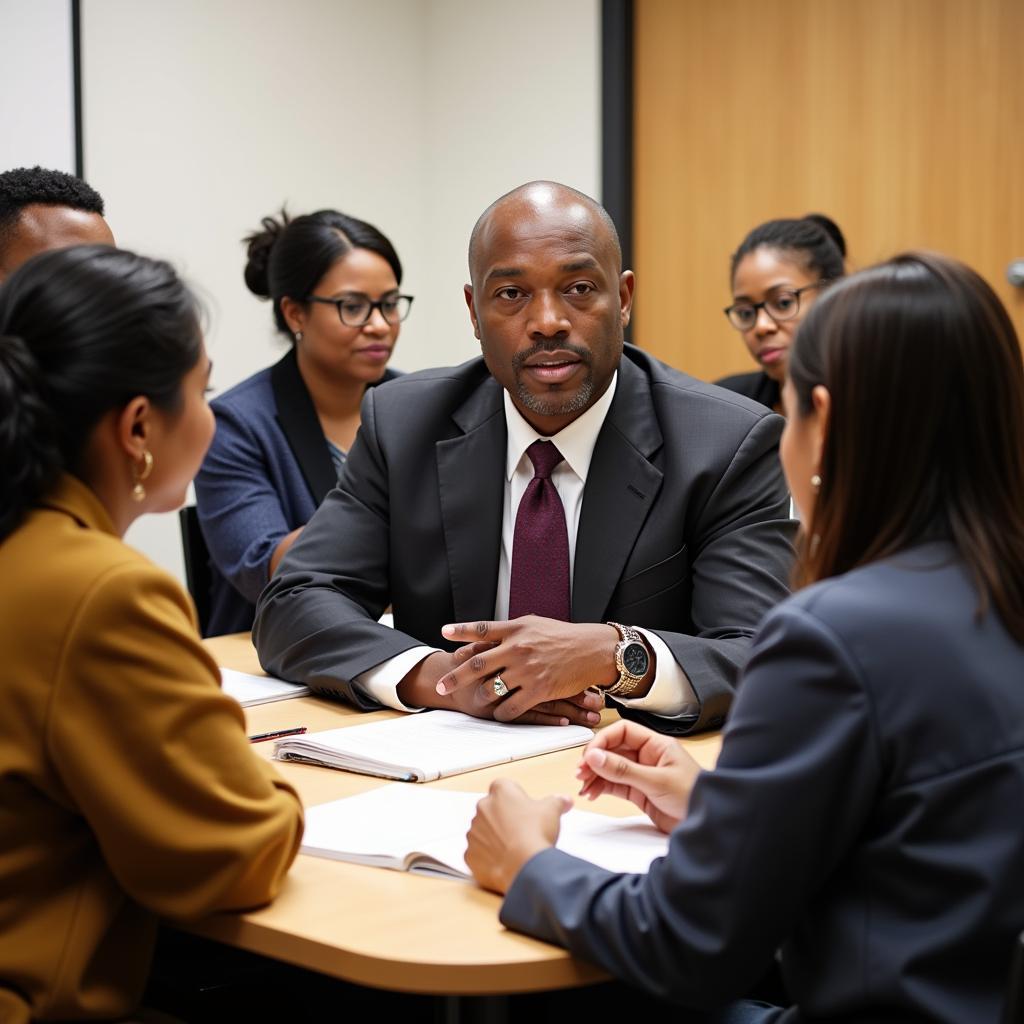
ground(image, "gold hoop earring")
xmin=132 ymin=450 xmax=154 ymax=502
xmin=811 ymin=474 xmax=822 ymax=490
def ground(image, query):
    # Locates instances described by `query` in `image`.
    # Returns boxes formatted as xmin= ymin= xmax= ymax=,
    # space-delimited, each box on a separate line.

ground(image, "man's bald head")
xmin=468 ymin=181 xmax=622 ymax=284
xmin=0 ymin=166 xmax=113 ymax=281
xmin=463 ymin=180 xmax=635 ymax=436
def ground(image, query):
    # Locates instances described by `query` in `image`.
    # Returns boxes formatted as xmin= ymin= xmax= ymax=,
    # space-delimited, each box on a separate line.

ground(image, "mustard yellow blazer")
xmin=0 ymin=475 xmax=303 ymax=1022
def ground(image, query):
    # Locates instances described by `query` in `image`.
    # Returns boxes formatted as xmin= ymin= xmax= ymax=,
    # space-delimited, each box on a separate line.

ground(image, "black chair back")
xmin=178 ymin=506 xmax=212 ymax=637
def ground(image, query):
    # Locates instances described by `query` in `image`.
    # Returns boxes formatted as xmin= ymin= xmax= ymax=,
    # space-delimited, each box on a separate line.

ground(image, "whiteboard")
xmin=0 ymin=0 xmax=77 ymax=173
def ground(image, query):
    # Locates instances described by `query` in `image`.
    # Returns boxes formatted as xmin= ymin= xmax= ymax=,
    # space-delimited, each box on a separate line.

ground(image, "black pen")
xmin=249 ymin=726 xmax=308 ymax=744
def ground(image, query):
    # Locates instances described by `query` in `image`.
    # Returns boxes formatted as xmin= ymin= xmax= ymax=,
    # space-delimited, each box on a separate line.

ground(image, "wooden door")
xmin=633 ymin=0 xmax=1024 ymax=382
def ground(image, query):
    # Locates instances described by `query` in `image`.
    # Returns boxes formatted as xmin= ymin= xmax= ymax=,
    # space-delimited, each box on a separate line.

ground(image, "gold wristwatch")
xmin=604 ymin=622 xmax=650 ymax=697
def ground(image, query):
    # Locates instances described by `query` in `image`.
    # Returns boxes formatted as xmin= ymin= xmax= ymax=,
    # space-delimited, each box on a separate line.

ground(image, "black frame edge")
xmin=71 ymin=0 xmax=84 ymax=177
xmin=601 ymin=0 xmax=633 ymax=274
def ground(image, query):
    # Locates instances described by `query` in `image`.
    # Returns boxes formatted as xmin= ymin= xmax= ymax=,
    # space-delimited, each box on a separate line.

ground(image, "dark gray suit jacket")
xmin=502 ymin=542 xmax=1024 ymax=1021
xmin=254 ymin=345 xmax=795 ymax=733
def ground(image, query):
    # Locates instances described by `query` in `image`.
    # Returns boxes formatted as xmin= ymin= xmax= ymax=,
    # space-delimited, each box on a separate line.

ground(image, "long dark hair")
xmin=788 ymin=251 xmax=1024 ymax=641
xmin=244 ymin=208 xmax=402 ymax=336
xmin=0 ymin=245 xmax=203 ymax=541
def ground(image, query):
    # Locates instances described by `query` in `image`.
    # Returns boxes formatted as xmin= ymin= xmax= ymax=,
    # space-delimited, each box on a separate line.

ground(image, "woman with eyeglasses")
xmin=0 ymin=246 xmax=302 ymax=1022
xmin=195 ymin=208 xmax=412 ymax=635
xmin=717 ymin=214 xmax=846 ymax=413
xmin=466 ymin=252 xmax=1024 ymax=1023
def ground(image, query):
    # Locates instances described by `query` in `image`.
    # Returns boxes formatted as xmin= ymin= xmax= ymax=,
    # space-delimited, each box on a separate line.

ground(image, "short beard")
xmin=511 ymin=341 xmax=594 ymax=419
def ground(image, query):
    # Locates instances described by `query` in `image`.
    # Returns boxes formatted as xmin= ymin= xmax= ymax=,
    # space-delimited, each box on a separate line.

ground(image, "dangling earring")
xmin=811 ymin=474 xmax=822 ymax=491
xmin=294 ymin=331 xmax=303 ymax=343
xmin=132 ymin=450 xmax=154 ymax=502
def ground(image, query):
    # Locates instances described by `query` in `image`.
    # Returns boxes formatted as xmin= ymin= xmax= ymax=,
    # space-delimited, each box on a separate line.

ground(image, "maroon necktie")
xmin=508 ymin=440 xmax=571 ymax=621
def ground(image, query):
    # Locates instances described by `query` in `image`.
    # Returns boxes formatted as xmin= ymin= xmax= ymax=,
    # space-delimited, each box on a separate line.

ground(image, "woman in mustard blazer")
xmin=0 ymin=246 xmax=303 ymax=1022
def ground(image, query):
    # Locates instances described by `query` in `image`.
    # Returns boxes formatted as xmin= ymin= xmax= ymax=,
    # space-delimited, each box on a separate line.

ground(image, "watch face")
xmin=622 ymin=641 xmax=649 ymax=677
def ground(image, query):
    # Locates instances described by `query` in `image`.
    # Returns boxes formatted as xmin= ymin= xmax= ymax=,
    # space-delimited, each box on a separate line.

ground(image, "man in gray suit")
xmin=254 ymin=181 xmax=795 ymax=734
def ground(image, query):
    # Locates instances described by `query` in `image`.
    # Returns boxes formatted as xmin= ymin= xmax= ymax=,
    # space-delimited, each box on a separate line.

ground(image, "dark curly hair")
xmin=0 ymin=166 xmax=105 ymax=245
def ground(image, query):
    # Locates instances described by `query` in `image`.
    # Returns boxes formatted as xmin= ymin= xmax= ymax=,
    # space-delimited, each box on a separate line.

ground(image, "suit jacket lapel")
xmin=436 ymin=378 xmax=506 ymax=624
xmin=270 ymin=349 xmax=337 ymax=504
xmin=573 ymin=357 xmax=664 ymax=622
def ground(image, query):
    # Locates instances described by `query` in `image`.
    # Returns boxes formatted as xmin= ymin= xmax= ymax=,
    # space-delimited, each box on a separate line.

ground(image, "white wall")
xmin=418 ymin=0 xmax=602 ymax=370
xmin=80 ymin=0 xmax=600 ymax=582
xmin=0 ymin=0 xmax=76 ymax=171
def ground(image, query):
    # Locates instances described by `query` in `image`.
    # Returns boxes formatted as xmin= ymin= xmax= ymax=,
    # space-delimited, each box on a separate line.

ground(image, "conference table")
xmin=185 ymin=632 xmax=723 ymax=1006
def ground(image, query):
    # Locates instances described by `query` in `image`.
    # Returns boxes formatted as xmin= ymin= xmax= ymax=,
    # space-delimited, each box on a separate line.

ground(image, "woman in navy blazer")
xmin=716 ymin=215 xmax=846 ymax=413
xmin=466 ymin=252 xmax=1024 ymax=1023
xmin=195 ymin=209 xmax=409 ymax=635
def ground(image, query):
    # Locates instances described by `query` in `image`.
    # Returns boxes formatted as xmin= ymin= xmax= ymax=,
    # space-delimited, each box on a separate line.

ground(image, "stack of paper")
xmin=220 ymin=667 xmax=310 ymax=707
xmin=274 ymin=709 xmax=592 ymax=781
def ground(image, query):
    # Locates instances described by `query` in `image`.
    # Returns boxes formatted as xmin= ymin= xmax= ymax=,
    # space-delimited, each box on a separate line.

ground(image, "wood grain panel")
xmin=634 ymin=0 xmax=1024 ymax=382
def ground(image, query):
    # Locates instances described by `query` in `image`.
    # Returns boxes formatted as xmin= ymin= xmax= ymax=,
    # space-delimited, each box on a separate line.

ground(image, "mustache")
xmin=512 ymin=341 xmax=592 ymax=371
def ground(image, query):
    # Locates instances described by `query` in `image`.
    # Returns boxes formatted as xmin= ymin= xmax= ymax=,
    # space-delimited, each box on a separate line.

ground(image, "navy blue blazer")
xmin=194 ymin=349 xmax=398 ymax=636
xmin=502 ymin=542 xmax=1024 ymax=1022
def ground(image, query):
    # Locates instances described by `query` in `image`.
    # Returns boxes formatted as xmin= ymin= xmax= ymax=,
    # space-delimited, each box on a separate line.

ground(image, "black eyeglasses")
xmin=307 ymin=294 xmax=414 ymax=327
xmin=723 ymin=281 xmax=828 ymax=331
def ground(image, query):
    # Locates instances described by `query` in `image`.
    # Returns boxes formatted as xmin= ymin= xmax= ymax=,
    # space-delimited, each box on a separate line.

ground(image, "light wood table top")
xmin=188 ymin=632 xmax=722 ymax=995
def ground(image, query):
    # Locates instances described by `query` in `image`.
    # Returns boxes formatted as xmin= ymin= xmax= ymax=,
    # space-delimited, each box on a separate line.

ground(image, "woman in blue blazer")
xmin=466 ymin=252 xmax=1024 ymax=1023
xmin=195 ymin=209 xmax=410 ymax=635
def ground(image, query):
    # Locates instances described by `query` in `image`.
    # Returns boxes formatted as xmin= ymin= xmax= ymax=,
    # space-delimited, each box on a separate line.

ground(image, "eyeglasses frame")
xmin=306 ymin=293 xmax=415 ymax=327
xmin=723 ymin=280 xmax=830 ymax=331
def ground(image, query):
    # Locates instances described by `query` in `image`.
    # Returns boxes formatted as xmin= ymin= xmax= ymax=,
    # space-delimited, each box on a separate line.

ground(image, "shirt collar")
xmin=504 ymin=371 xmax=618 ymax=483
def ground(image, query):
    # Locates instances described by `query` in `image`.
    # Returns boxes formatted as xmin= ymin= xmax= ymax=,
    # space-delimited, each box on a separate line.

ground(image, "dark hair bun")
xmin=243 ymin=211 xmax=290 ymax=298
xmin=803 ymin=213 xmax=847 ymax=259
xmin=243 ymin=206 xmax=403 ymax=337
xmin=0 ymin=334 xmax=60 ymax=538
xmin=0 ymin=245 xmax=202 ymax=543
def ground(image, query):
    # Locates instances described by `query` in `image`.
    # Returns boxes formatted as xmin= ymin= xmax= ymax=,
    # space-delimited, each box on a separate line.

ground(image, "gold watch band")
xmin=605 ymin=621 xmax=646 ymax=697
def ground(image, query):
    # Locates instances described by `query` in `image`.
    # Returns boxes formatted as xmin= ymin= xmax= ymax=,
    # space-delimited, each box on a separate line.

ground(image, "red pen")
xmin=249 ymin=726 xmax=307 ymax=743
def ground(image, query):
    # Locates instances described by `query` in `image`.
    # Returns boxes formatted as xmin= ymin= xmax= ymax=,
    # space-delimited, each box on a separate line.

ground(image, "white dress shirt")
xmin=357 ymin=372 xmax=698 ymax=717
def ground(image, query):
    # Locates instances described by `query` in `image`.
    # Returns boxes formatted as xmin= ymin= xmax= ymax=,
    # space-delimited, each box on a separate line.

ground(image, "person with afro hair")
xmin=0 ymin=166 xmax=113 ymax=281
